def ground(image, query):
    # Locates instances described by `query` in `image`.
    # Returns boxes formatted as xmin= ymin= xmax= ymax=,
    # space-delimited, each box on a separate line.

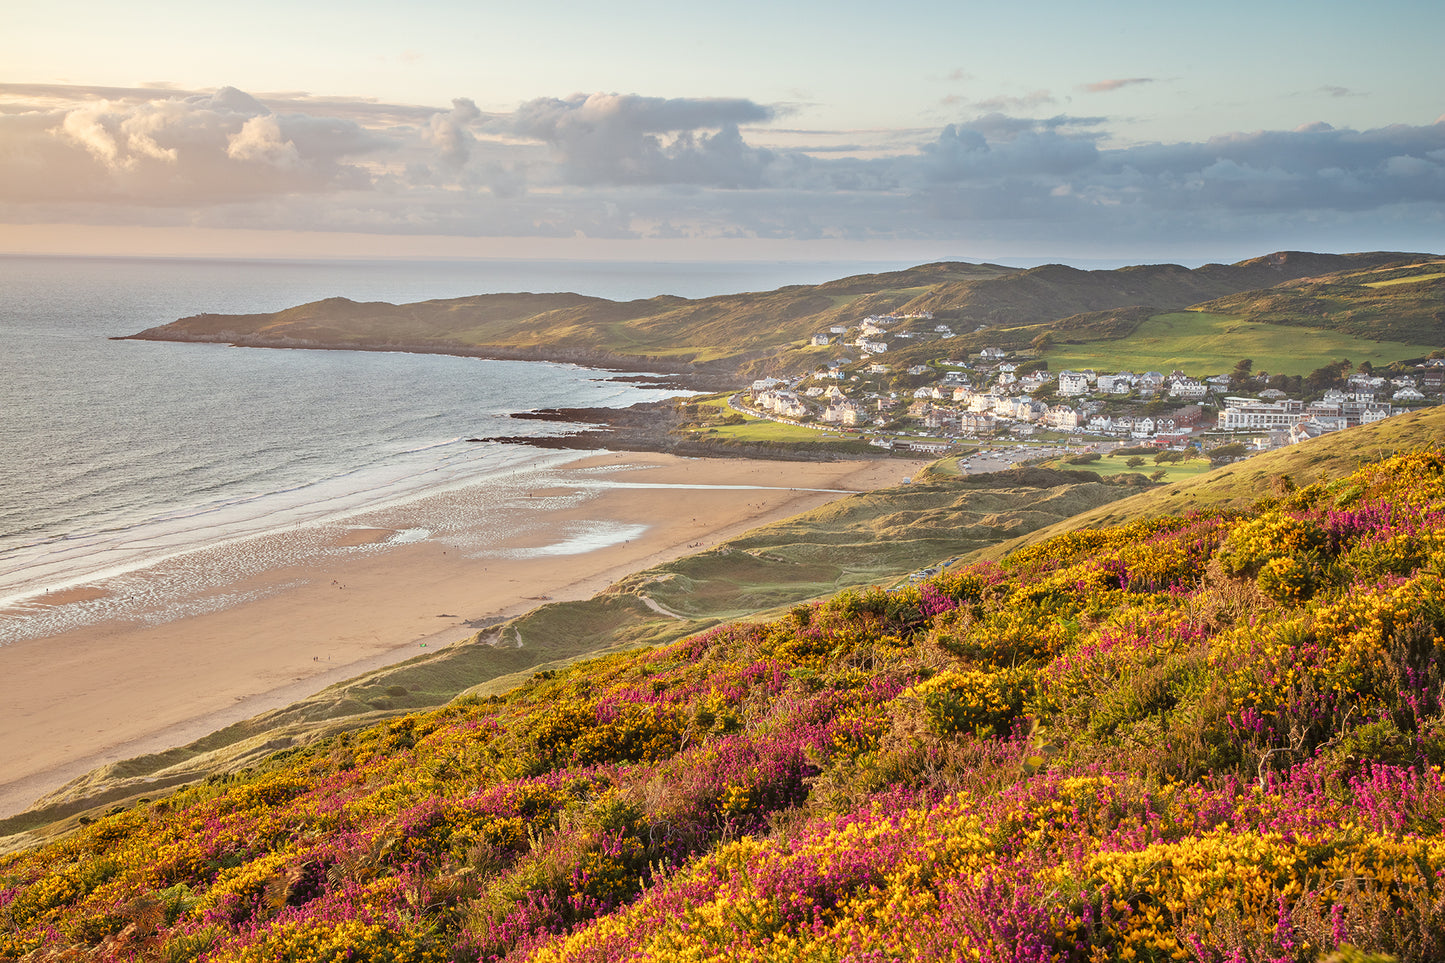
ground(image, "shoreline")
xmin=115 ymin=332 xmax=741 ymax=392
xmin=0 ymin=451 xmax=921 ymax=819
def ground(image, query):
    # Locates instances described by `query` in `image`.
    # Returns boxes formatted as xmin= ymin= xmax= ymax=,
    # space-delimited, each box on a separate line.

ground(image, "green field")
xmin=683 ymin=396 xmax=877 ymax=448
xmin=1045 ymin=310 xmax=1433 ymax=376
xmin=1365 ymin=272 xmax=1445 ymax=288
xmin=1051 ymin=454 xmax=1216 ymax=484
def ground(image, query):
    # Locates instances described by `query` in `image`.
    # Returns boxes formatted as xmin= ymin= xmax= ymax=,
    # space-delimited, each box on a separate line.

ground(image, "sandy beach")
xmin=0 ymin=451 xmax=920 ymax=818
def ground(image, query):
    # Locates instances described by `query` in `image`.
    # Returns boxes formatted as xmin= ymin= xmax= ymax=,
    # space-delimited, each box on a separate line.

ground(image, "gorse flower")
xmin=5 ymin=448 xmax=1445 ymax=962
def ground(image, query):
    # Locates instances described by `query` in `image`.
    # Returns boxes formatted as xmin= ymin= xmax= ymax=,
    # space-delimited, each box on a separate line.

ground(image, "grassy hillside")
xmin=1193 ymin=257 xmax=1445 ymax=344
xmin=7 ymin=444 xmax=1445 ymax=961
xmin=127 ymin=251 xmax=1435 ymax=378
xmin=1044 ymin=309 xmax=1434 ymax=376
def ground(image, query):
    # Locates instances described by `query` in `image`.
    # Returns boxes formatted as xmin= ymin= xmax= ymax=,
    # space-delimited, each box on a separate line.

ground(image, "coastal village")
xmin=735 ymin=310 xmax=1445 ymax=456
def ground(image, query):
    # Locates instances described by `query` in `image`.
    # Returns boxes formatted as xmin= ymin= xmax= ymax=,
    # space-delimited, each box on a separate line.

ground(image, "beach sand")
xmin=0 ymin=452 xmax=920 ymax=818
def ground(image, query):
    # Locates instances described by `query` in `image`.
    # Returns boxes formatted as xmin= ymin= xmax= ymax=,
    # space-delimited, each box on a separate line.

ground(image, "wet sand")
xmin=0 ymin=452 xmax=920 ymax=818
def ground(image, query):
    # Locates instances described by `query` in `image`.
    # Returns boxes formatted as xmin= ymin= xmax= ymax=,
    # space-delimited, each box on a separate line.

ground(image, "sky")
xmin=2 ymin=0 xmax=1443 ymax=264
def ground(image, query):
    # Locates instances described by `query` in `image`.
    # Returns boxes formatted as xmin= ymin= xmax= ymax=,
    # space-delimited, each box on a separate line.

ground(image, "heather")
xmin=7 ymin=450 xmax=1445 ymax=961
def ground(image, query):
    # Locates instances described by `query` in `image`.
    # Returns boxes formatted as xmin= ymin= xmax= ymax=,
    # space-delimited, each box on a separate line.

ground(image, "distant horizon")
xmin=4 ymin=245 xmax=1439 ymax=276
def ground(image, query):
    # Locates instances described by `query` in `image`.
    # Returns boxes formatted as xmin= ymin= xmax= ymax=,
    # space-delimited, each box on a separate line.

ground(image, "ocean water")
xmin=0 ymin=254 xmax=906 ymax=641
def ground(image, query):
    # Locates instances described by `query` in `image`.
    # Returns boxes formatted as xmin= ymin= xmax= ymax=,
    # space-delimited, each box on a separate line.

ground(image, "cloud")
xmin=919 ymin=116 xmax=1102 ymax=181
xmin=1 ymin=83 xmax=1442 ymax=256
xmin=227 ymin=116 xmax=300 ymax=167
xmin=0 ymin=85 xmax=390 ymax=204
xmin=1081 ymin=78 xmax=1156 ymax=94
xmin=427 ymin=97 xmax=483 ymax=168
xmin=495 ymin=93 xmax=778 ymax=187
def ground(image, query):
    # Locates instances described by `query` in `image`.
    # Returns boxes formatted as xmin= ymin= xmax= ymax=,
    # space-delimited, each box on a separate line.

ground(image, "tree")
xmin=1210 ymin=442 xmax=1247 ymax=465
xmin=1306 ymin=360 xmax=1350 ymax=393
xmin=1126 ymin=456 xmax=1145 ymax=468
xmin=1231 ymin=358 xmax=1254 ymax=384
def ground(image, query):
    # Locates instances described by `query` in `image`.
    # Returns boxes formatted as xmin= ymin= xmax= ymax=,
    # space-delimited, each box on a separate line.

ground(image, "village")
xmin=738 ymin=311 xmax=1445 ymax=456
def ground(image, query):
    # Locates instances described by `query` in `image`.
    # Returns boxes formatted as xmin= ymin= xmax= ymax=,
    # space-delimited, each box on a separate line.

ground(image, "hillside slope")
xmin=124 ymin=251 xmax=1433 ymax=378
xmin=6 ymin=441 xmax=1445 ymax=961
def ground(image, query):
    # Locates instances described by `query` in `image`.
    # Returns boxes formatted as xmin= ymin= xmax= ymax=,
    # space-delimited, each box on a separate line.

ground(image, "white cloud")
xmin=1 ymin=83 xmax=1442 ymax=256
xmin=495 ymin=93 xmax=778 ymax=187
xmin=227 ymin=116 xmax=300 ymax=167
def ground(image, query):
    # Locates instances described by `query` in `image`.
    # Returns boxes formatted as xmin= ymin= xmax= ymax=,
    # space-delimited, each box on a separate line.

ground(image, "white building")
xmin=1217 ymin=398 xmax=1304 ymax=431
xmin=1044 ymin=405 xmax=1082 ymax=429
xmin=1058 ymin=371 xmax=1091 ymax=397
xmin=1169 ymin=379 xmax=1208 ymax=400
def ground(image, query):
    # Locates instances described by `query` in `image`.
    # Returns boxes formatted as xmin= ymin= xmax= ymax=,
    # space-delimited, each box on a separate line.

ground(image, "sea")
xmin=0 ymin=254 xmax=909 ymax=643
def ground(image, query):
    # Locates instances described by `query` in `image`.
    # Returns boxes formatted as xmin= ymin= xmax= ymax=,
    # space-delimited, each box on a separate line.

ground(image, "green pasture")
xmin=1074 ymin=454 xmax=1216 ymax=483
xmin=1365 ymin=272 xmax=1445 ymax=288
xmin=684 ymin=396 xmax=874 ymax=447
xmin=1046 ymin=311 xmax=1432 ymax=376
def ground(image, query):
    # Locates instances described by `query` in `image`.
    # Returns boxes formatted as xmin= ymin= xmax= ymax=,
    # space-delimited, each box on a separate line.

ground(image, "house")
xmin=1020 ymin=371 xmax=1053 ymax=393
xmin=978 ymin=347 xmax=1007 ymax=361
xmin=924 ymin=407 xmax=955 ymax=430
xmin=1172 ymin=404 xmax=1204 ymax=427
xmin=968 ymin=392 xmax=998 ymax=414
xmin=1360 ymin=406 xmax=1393 ymax=424
xmin=1394 ymin=385 xmax=1426 ymax=402
xmin=859 ymin=339 xmax=888 ymax=354
xmin=755 ymin=390 xmax=808 ymax=419
xmin=810 ymin=333 xmax=832 ymax=346
xmin=1044 ymin=405 xmax=1081 ymax=429
xmin=960 ymin=412 xmax=996 ymax=434
xmin=1168 ymin=379 xmax=1208 ymax=400
xmin=822 ymin=401 xmax=866 ymax=426
xmin=1097 ymin=372 xmax=1135 ymax=395
xmin=1058 ymin=371 xmax=1091 ymax=397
